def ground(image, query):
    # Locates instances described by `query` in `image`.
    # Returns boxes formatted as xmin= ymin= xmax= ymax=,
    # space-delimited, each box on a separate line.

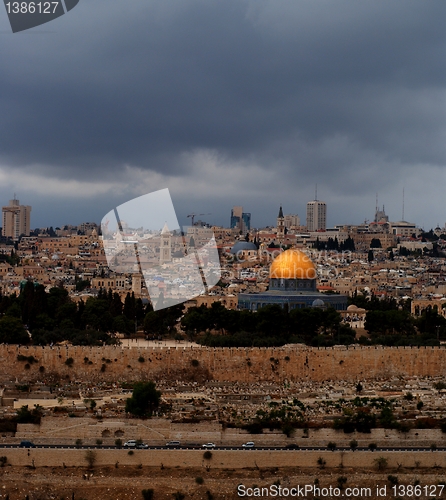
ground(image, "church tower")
xmin=277 ymin=205 xmax=285 ymax=243
xmin=159 ymin=222 xmax=172 ymax=264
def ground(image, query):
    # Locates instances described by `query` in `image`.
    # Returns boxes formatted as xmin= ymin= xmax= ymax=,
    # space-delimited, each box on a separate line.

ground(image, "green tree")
xmin=125 ymin=381 xmax=161 ymax=418
xmin=349 ymin=439 xmax=358 ymax=451
xmin=0 ymin=316 xmax=29 ymax=344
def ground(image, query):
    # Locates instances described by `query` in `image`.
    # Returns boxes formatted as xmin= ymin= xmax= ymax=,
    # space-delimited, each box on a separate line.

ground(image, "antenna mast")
xmin=402 ymin=187 xmax=405 ymax=221
xmin=375 ymin=193 xmax=378 ymax=222
xmin=315 ymin=184 xmax=317 ymax=201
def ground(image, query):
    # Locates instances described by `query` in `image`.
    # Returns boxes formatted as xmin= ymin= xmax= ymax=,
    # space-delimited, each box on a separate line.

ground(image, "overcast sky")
xmin=0 ymin=0 xmax=445 ymax=230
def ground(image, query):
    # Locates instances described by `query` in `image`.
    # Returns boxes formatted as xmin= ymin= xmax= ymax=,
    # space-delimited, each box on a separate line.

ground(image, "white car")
xmin=242 ymin=442 xmax=255 ymax=448
xmin=202 ymin=443 xmax=216 ymax=449
xmin=123 ymin=440 xmax=137 ymax=448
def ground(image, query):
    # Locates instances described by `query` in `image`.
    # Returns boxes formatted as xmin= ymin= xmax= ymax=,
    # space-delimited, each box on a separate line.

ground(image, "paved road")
xmin=2 ymin=444 xmax=444 ymax=451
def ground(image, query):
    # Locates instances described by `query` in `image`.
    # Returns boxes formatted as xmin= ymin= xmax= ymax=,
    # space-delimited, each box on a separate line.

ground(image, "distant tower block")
xmin=159 ymin=222 xmax=172 ymax=264
xmin=132 ymin=274 xmax=142 ymax=296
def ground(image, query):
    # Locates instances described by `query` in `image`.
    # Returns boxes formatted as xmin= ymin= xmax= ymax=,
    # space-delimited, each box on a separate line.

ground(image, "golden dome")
xmin=270 ymin=249 xmax=316 ymax=279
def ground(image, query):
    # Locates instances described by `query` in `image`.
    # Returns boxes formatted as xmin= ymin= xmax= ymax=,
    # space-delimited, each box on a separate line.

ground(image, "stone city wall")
xmin=1 ymin=345 xmax=445 ymax=384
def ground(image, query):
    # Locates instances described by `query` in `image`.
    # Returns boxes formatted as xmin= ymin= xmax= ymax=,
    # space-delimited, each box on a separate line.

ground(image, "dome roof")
xmin=270 ymin=249 xmax=316 ymax=279
xmin=312 ymin=299 xmax=325 ymax=307
xmin=230 ymin=241 xmax=258 ymax=254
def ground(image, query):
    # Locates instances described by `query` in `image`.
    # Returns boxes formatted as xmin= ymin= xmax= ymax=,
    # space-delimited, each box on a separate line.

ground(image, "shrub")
xmin=17 ymin=355 xmax=37 ymax=364
xmin=374 ymin=457 xmax=388 ymax=471
xmin=142 ymin=489 xmax=154 ymax=500
xmin=317 ymin=457 xmax=326 ymax=469
xmin=96 ymin=439 xmax=102 ymax=446
xmin=281 ymin=422 xmax=295 ymax=438
xmin=128 ymin=450 xmax=134 ymax=456
xmin=349 ymin=439 xmax=358 ymax=451
xmin=203 ymin=450 xmax=212 ymax=460
xmin=327 ymin=442 xmax=337 ymax=451
xmin=368 ymin=443 xmax=378 ymax=452
xmin=337 ymin=476 xmax=347 ymax=489
xmin=115 ymin=439 xmax=123 ymax=448
xmin=75 ymin=439 xmax=83 ymax=448
xmin=0 ymin=456 xmax=7 ymax=467
xmin=191 ymin=359 xmax=199 ymax=367
xmin=39 ymin=366 xmax=45 ymax=373
xmin=434 ymin=381 xmax=446 ymax=391
xmin=100 ymin=364 xmax=106 ymax=372
xmin=195 ymin=476 xmax=204 ymax=485
xmin=64 ymin=357 xmax=74 ymax=367
xmin=85 ymin=450 xmax=96 ymax=469
xmin=172 ymin=493 xmax=185 ymax=500
xmin=387 ymin=475 xmax=399 ymax=485
xmin=138 ymin=356 xmax=145 ymax=363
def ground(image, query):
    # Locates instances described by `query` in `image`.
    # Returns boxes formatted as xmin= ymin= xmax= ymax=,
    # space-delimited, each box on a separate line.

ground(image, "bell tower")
xmin=277 ymin=205 xmax=285 ymax=243
xmin=159 ymin=222 xmax=172 ymax=264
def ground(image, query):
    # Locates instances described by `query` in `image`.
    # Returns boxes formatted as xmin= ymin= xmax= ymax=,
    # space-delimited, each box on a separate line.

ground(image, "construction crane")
xmin=187 ymin=213 xmax=211 ymax=226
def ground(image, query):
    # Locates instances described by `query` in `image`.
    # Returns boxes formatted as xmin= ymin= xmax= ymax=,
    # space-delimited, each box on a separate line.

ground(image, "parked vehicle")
xmin=202 ymin=443 xmax=216 ymax=448
xmin=166 ymin=441 xmax=181 ymax=447
xmin=123 ymin=440 xmax=137 ymax=448
xmin=242 ymin=441 xmax=255 ymax=448
xmin=19 ymin=440 xmax=35 ymax=448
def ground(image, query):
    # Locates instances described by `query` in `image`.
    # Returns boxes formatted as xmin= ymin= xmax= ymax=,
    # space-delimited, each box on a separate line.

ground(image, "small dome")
xmin=347 ymin=304 xmax=359 ymax=311
xmin=312 ymin=299 xmax=325 ymax=307
xmin=270 ymin=249 xmax=316 ymax=279
xmin=230 ymin=241 xmax=258 ymax=254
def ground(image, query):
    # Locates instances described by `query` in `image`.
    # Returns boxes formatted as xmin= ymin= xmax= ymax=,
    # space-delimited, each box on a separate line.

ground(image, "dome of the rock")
xmin=270 ymin=249 xmax=316 ymax=279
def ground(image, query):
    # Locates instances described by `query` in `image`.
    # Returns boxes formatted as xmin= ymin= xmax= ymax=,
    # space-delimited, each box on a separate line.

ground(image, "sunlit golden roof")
xmin=270 ymin=249 xmax=316 ymax=279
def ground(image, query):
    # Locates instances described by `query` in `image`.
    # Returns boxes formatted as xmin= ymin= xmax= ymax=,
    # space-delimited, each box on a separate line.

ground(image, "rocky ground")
xmin=0 ymin=465 xmax=445 ymax=499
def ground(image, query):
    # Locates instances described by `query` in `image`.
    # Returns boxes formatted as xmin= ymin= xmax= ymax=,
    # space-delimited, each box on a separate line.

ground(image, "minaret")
xmin=132 ymin=274 xmax=142 ymax=296
xmin=159 ymin=222 xmax=172 ymax=264
xmin=277 ymin=206 xmax=285 ymax=243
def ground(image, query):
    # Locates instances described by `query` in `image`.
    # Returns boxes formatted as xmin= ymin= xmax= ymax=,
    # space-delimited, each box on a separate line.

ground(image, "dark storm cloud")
xmin=0 ymin=0 xmax=445 ymax=227
xmin=0 ymin=1 xmax=444 ymax=170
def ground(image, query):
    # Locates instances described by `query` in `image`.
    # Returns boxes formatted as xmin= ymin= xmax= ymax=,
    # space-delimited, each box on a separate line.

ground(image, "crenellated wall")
xmin=1 ymin=344 xmax=445 ymax=384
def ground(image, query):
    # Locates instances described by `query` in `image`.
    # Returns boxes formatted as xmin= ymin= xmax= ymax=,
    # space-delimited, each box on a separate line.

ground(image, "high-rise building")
xmin=2 ymin=198 xmax=32 ymax=240
xmin=284 ymin=214 xmax=300 ymax=228
xmin=306 ymin=200 xmax=326 ymax=231
xmin=241 ymin=212 xmax=251 ymax=234
xmin=230 ymin=206 xmax=251 ymax=233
